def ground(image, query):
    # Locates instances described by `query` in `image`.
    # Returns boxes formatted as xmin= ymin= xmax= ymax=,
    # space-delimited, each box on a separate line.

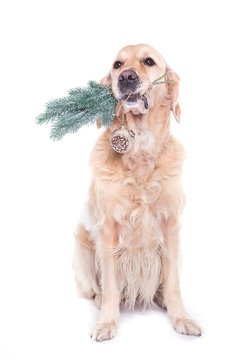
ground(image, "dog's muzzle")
xmin=117 ymin=70 xmax=149 ymax=111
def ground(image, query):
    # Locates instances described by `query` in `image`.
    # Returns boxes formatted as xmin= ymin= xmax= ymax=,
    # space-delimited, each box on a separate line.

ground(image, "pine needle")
xmin=151 ymin=71 xmax=174 ymax=85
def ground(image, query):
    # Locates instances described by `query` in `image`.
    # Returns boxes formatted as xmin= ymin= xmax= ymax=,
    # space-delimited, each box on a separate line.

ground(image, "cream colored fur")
xmin=72 ymin=44 xmax=201 ymax=341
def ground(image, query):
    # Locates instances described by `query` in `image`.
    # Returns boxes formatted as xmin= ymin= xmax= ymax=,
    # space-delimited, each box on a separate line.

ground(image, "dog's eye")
xmin=144 ymin=57 xmax=155 ymax=66
xmin=114 ymin=61 xmax=122 ymax=69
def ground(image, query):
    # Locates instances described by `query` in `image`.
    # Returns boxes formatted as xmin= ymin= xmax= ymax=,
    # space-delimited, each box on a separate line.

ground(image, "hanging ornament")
xmin=110 ymin=94 xmax=136 ymax=154
xmin=110 ymin=124 xmax=135 ymax=153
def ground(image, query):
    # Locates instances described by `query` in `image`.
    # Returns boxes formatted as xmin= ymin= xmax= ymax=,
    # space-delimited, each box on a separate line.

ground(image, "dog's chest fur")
xmin=108 ymin=127 xmax=166 ymax=308
xmin=127 ymin=127 xmax=155 ymax=177
xmin=90 ymin=124 xmax=183 ymax=309
xmin=114 ymin=126 xmax=167 ymax=236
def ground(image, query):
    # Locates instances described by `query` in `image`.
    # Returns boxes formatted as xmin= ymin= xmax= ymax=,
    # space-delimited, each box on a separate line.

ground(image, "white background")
xmin=0 ymin=0 xmax=240 ymax=359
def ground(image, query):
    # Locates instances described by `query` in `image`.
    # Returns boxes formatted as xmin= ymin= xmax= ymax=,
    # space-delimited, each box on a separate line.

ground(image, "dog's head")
xmin=101 ymin=44 xmax=181 ymax=122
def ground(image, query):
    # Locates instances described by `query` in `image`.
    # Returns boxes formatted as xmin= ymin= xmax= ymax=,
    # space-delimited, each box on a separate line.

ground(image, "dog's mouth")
xmin=121 ymin=92 xmax=149 ymax=115
xmin=122 ymin=93 xmax=149 ymax=110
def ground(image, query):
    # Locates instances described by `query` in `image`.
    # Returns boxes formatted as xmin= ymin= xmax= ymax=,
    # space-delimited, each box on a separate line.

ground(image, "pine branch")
xmin=36 ymin=75 xmax=174 ymax=140
xmin=36 ymin=81 xmax=116 ymax=140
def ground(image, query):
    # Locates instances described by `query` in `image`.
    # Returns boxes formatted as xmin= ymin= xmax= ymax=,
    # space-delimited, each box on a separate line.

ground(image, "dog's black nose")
xmin=119 ymin=70 xmax=139 ymax=84
xmin=118 ymin=70 xmax=139 ymax=94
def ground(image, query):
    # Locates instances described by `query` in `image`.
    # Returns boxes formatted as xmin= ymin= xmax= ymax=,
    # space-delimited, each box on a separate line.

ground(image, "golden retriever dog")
xmin=73 ymin=44 xmax=201 ymax=341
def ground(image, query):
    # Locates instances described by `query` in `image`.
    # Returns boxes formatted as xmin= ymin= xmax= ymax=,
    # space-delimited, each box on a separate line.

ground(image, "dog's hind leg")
xmin=73 ymin=224 xmax=100 ymax=299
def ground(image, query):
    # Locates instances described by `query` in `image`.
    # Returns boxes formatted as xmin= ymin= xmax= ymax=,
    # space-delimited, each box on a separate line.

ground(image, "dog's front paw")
xmin=90 ymin=322 xmax=117 ymax=342
xmin=173 ymin=317 xmax=201 ymax=336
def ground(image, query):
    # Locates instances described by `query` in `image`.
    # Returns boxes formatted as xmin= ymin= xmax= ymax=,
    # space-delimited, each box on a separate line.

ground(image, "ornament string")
xmin=116 ymin=92 xmax=132 ymax=125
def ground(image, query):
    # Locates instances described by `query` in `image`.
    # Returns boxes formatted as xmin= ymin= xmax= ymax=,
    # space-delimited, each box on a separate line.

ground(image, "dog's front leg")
xmin=91 ymin=221 xmax=120 ymax=342
xmin=162 ymin=217 xmax=201 ymax=336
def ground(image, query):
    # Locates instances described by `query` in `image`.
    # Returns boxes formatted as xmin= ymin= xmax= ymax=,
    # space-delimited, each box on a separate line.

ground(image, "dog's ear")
xmin=100 ymin=72 xmax=112 ymax=86
xmin=166 ymin=66 xmax=181 ymax=123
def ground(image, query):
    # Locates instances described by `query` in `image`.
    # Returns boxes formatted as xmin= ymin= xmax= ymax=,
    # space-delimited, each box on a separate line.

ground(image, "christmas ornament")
xmin=110 ymin=124 xmax=135 ymax=153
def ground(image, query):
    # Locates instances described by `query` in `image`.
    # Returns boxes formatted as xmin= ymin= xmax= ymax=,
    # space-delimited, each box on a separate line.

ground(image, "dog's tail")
xmin=73 ymin=224 xmax=94 ymax=250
